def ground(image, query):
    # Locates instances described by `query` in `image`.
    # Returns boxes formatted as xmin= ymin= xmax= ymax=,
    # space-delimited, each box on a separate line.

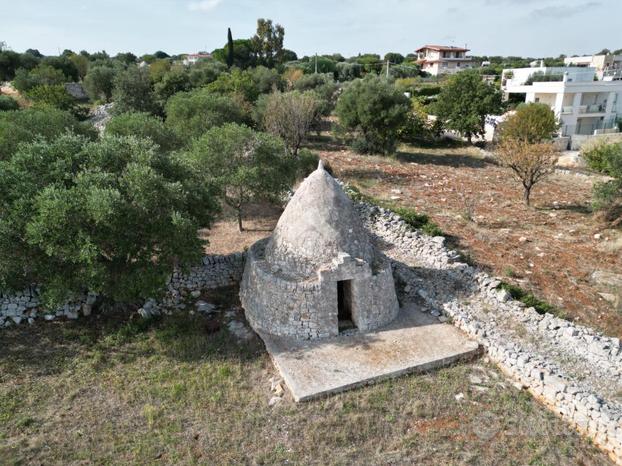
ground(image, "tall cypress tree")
xmin=226 ymin=28 xmax=234 ymax=68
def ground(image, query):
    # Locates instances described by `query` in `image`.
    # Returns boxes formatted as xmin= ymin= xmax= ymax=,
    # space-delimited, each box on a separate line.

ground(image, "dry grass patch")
xmin=0 ymin=287 xmax=612 ymax=465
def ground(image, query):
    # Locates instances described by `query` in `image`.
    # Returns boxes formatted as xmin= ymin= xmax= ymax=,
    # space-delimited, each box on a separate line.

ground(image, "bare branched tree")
xmin=496 ymin=139 xmax=559 ymax=206
xmin=263 ymin=91 xmax=318 ymax=157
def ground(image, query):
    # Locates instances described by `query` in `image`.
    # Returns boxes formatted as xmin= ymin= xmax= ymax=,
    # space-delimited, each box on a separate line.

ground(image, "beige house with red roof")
xmin=416 ymin=45 xmax=473 ymax=76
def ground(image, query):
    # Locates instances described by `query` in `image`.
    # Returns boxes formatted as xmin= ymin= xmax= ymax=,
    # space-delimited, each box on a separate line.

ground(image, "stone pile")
xmin=358 ymin=201 xmax=622 ymax=463
xmin=1 ymin=253 xmax=245 ymax=326
xmin=0 ymin=287 xmax=96 ymax=328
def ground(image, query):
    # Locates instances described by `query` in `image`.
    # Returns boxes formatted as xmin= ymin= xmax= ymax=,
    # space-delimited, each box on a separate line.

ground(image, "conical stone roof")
xmin=264 ymin=161 xmax=374 ymax=276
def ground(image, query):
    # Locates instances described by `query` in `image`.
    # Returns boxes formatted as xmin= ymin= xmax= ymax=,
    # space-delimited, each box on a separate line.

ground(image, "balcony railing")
xmin=578 ymin=104 xmax=607 ymax=114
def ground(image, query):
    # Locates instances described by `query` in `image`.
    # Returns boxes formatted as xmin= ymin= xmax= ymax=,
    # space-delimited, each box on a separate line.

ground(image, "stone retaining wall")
xmin=358 ymin=202 xmax=622 ymax=464
xmin=0 ymin=253 xmax=245 ymax=326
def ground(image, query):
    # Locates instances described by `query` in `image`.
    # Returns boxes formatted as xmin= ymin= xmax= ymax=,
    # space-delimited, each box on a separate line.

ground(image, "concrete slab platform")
xmin=260 ymin=305 xmax=480 ymax=401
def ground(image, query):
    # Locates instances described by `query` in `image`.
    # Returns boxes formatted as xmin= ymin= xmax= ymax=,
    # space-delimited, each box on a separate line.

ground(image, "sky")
xmin=1 ymin=0 xmax=621 ymax=58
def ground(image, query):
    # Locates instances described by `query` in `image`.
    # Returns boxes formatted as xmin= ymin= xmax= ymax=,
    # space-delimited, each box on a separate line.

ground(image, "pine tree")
xmin=226 ymin=28 xmax=234 ymax=68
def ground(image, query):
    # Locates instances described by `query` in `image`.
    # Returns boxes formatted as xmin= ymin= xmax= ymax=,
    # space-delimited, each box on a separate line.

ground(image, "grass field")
xmin=0 ymin=286 xmax=612 ymax=465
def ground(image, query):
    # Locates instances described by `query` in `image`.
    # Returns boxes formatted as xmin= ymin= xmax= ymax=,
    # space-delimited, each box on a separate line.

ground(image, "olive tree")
xmin=335 ymin=76 xmax=410 ymax=154
xmin=84 ymin=65 xmax=117 ymax=102
xmin=181 ymin=123 xmax=296 ymax=231
xmin=105 ymin=112 xmax=181 ymax=152
xmin=112 ymin=65 xmax=159 ymax=115
xmin=263 ymin=91 xmax=318 ymax=156
xmin=0 ymin=134 xmax=218 ymax=306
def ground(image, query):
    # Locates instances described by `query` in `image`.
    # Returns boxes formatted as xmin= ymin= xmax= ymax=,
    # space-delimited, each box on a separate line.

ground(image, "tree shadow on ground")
xmin=395 ymin=151 xmax=494 ymax=169
xmin=0 ymin=286 xmax=264 ymax=376
xmin=536 ymin=203 xmax=593 ymax=215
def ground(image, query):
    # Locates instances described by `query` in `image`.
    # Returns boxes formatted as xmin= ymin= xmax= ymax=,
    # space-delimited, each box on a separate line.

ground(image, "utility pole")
xmin=386 ymin=59 xmax=390 ymax=78
xmin=315 ymin=53 xmax=318 ymax=74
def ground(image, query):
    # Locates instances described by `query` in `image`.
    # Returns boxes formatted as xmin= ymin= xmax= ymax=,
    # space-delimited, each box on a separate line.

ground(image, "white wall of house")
xmin=502 ymin=66 xmax=622 ymax=138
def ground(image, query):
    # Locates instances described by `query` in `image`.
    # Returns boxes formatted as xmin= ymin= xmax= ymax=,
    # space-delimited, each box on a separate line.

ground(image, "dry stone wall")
xmin=0 ymin=253 xmax=245 ymax=326
xmin=358 ymin=202 xmax=622 ymax=464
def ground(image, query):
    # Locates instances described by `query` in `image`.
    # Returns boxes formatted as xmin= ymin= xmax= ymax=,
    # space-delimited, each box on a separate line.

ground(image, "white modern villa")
xmin=564 ymin=53 xmax=622 ymax=81
xmin=501 ymin=65 xmax=622 ymax=143
xmin=416 ymin=45 xmax=473 ymax=76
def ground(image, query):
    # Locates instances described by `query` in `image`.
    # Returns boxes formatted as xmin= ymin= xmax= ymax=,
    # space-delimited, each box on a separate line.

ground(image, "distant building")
xmin=501 ymin=65 xmax=622 ymax=146
xmin=415 ymin=45 xmax=473 ymax=76
xmin=183 ymin=53 xmax=212 ymax=66
xmin=564 ymin=54 xmax=622 ymax=81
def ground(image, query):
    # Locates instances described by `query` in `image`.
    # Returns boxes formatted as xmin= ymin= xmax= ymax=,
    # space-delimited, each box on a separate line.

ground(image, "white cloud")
xmin=188 ymin=0 xmax=223 ymax=12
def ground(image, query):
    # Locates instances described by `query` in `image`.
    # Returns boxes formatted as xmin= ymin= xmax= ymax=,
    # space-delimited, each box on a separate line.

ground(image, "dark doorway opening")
xmin=337 ymin=280 xmax=355 ymax=332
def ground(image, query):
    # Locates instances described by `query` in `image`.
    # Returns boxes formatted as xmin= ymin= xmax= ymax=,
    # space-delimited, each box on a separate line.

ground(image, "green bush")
xmin=0 ymin=95 xmax=19 ymax=111
xmin=583 ymin=141 xmax=622 ymax=175
xmin=335 ymin=76 xmax=410 ymax=155
xmin=586 ymin=142 xmax=622 ymax=222
xmin=12 ymin=64 xmax=66 ymax=93
xmin=0 ymin=134 xmax=219 ymax=306
xmin=0 ymin=107 xmax=96 ymax=160
xmin=498 ymin=282 xmax=560 ymax=316
xmin=25 ymin=84 xmax=76 ymax=111
xmin=105 ymin=112 xmax=181 ymax=152
xmin=165 ymin=88 xmax=248 ymax=141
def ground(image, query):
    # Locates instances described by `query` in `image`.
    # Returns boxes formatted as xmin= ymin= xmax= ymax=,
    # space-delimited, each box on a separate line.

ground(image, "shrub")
xmin=205 ymin=68 xmax=261 ymax=103
xmin=0 ymin=134 xmax=219 ymax=306
xmin=498 ymin=103 xmax=559 ymax=143
xmin=587 ymin=142 xmax=622 ymax=224
xmin=12 ymin=65 xmax=66 ymax=93
xmin=335 ymin=76 xmax=410 ymax=155
xmin=0 ymin=107 xmax=96 ymax=160
xmin=26 ymin=84 xmax=76 ymax=111
xmin=112 ymin=66 xmax=159 ymax=115
xmin=583 ymin=140 xmax=622 ymax=175
xmin=153 ymin=68 xmax=191 ymax=106
xmin=180 ymin=123 xmax=297 ymax=231
xmin=165 ymin=89 xmax=248 ymax=141
xmin=0 ymin=95 xmax=19 ymax=111
xmin=105 ymin=112 xmax=181 ymax=152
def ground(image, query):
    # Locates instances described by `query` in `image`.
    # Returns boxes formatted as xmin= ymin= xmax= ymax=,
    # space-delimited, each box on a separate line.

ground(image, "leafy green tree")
xmin=13 ymin=64 xmax=66 ymax=93
xmin=433 ymin=70 xmax=503 ymax=142
xmin=115 ymin=52 xmax=137 ymax=65
xmin=212 ymin=39 xmax=257 ymax=69
xmin=154 ymin=51 xmax=170 ymax=59
xmin=26 ymin=84 xmax=76 ymax=111
xmin=0 ymin=134 xmax=219 ymax=305
xmin=69 ymin=53 xmax=89 ymax=79
xmin=84 ymin=65 xmax=117 ymax=102
xmin=112 ymin=65 xmax=159 ymax=115
xmin=263 ymin=91 xmax=318 ymax=156
xmin=154 ymin=68 xmax=191 ymax=105
xmin=105 ymin=112 xmax=181 ymax=152
xmin=165 ymin=88 xmax=248 ymax=141
xmin=251 ymin=18 xmax=285 ymax=67
xmin=384 ymin=52 xmax=405 ymax=64
xmin=205 ymin=68 xmax=261 ymax=102
xmin=149 ymin=59 xmax=171 ymax=83
xmin=249 ymin=66 xmax=284 ymax=94
xmin=0 ymin=50 xmax=21 ymax=80
xmin=227 ymin=27 xmax=234 ymax=68
xmin=0 ymin=107 xmax=96 ymax=160
xmin=41 ymin=55 xmax=79 ymax=82
xmin=188 ymin=60 xmax=227 ymax=87
xmin=181 ymin=123 xmax=296 ymax=231
xmin=498 ymin=103 xmax=559 ymax=143
xmin=0 ymin=95 xmax=19 ymax=111
xmin=336 ymin=62 xmax=362 ymax=81
xmin=335 ymin=76 xmax=410 ymax=154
